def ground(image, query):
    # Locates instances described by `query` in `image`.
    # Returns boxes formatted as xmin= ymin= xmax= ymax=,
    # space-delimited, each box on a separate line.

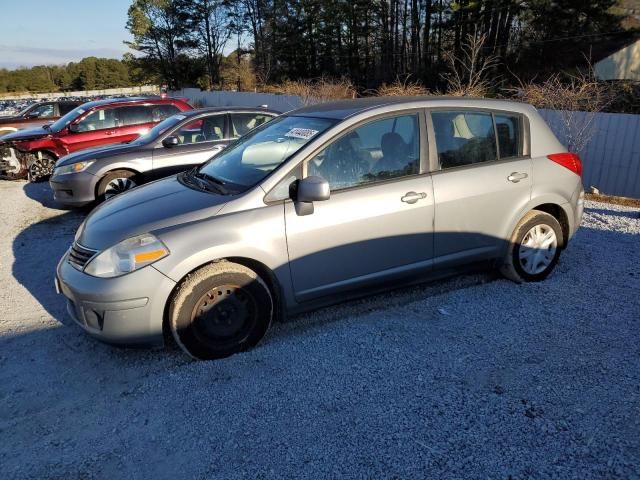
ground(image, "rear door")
xmin=110 ymin=105 xmax=156 ymax=143
xmin=429 ymin=109 xmax=531 ymax=267
xmin=152 ymin=113 xmax=228 ymax=177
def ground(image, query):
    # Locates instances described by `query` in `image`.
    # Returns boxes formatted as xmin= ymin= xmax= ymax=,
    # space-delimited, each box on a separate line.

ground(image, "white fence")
xmin=1 ymin=85 xmax=160 ymax=100
xmin=173 ymin=89 xmax=640 ymax=198
xmin=171 ymin=88 xmax=303 ymax=112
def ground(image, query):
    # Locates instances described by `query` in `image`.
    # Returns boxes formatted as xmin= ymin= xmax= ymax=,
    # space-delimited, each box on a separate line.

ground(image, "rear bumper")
xmin=50 ymin=171 xmax=99 ymax=207
xmin=56 ymin=251 xmax=176 ymax=347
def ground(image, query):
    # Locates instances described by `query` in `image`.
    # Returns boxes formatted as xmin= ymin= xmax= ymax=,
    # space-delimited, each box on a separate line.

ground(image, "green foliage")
xmin=0 ymin=58 xmax=135 ymax=94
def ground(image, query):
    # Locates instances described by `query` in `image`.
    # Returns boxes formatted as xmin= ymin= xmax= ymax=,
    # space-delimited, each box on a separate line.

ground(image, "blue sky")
xmin=1 ymin=0 xmax=134 ymax=69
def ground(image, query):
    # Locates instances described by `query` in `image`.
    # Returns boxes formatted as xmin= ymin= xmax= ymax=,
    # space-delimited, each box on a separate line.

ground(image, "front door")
xmin=284 ymin=112 xmax=435 ymax=302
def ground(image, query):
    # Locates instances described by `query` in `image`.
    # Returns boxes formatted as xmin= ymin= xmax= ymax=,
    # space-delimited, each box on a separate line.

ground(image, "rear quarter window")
xmin=495 ymin=114 xmax=523 ymax=159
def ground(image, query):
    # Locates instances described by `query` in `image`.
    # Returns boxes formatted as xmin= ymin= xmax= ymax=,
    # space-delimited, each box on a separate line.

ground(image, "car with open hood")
xmin=49 ymin=107 xmax=279 ymax=207
xmin=56 ymin=96 xmax=585 ymax=360
xmin=0 ymin=97 xmax=192 ymax=181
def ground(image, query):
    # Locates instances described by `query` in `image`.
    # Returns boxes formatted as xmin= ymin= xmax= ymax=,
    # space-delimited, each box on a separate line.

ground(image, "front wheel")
xmin=169 ymin=262 xmax=274 ymax=360
xmin=28 ymin=152 xmax=56 ymax=182
xmin=97 ymin=170 xmax=138 ymax=203
xmin=501 ymin=210 xmax=564 ymax=283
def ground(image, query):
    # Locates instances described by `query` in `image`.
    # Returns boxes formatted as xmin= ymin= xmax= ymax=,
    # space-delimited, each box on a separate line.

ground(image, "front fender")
xmin=151 ymin=203 xmax=290 ymax=288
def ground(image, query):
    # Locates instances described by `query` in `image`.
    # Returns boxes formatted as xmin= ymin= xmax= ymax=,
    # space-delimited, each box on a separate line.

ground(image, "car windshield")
xmin=47 ymin=104 xmax=89 ymax=132
xmin=190 ymin=115 xmax=336 ymax=193
xmin=130 ymin=114 xmax=188 ymax=145
xmin=17 ymin=104 xmax=36 ymax=116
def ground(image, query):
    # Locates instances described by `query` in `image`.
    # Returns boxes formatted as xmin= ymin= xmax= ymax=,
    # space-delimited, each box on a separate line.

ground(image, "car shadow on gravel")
xmin=22 ymin=180 xmax=93 ymax=212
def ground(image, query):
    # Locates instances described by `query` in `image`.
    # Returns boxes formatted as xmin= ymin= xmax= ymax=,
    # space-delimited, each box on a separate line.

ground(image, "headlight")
xmin=84 ymin=233 xmax=169 ymax=278
xmin=53 ymin=160 xmax=95 ymax=176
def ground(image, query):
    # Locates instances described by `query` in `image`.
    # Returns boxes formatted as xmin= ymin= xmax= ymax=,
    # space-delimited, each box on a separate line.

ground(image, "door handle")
xmin=401 ymin=191 xmax=427 ymax=204
xmin=105 ymin=130 xmax=117 ymax=136
xmin=507 ymin=172 xmax=528 ymax=183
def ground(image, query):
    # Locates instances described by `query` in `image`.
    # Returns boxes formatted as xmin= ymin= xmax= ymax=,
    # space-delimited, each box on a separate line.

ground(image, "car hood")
xmin=0 ymin=125 xmax=51 ymax=144
xmin=0 ymin=114 xmax=20 ymax=123
xmin=56 ymin=142 xmax=143 ymax=167
xmin=77 ymin=175 xmax=229 ymax=250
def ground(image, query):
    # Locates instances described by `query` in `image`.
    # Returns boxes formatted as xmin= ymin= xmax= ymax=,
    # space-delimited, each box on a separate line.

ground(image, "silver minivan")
xmin=55 ymin=97 xmax=584 ymax=360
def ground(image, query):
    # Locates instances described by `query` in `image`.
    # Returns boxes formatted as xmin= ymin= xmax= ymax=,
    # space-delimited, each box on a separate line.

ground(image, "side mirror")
xmin=296 ymin=175 xmax=330 ymax=202
xmin=293 ymin=176 xmax=330 ymax=216
xmin=162 ymin=136 xmax=180 ymax=148
xmin=68 ymin=123 xmax=79 ymax=133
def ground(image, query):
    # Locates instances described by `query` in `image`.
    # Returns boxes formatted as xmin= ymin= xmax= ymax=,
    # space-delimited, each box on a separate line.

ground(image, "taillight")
xmin=547 ymin=152 xmax=582 ymax=177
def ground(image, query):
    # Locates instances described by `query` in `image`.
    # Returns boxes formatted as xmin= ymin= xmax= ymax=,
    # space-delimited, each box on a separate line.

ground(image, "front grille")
xmin=68 ymin=242 xmax=98 ymax=270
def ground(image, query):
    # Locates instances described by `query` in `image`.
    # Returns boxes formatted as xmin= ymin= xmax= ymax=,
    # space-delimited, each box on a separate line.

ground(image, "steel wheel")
xmin=169 ymin=262 xmax=273 ymax=360
xmin=518 ymin=224 xmax=558 ymax=275
xmin=104 ymin=177 xmax=137 ymax=199
xmin=190 ymin=284 xmax=258 ymax=348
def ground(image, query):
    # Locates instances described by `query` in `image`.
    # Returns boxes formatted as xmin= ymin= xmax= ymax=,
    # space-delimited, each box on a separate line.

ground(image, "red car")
xmin=0 ymin=97 xmax=192 ymax=181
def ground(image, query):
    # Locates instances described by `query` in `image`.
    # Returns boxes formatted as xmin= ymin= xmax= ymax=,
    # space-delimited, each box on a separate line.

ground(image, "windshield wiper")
xmin=42 ymin=124 xmax=51 ymax=130
xmin=193 ymin=170 xmax=229 ymax=194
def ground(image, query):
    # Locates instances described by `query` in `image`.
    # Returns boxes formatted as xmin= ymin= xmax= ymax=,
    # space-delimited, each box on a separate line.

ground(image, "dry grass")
xmin=273 ymin=77 xmax=357 ymax=105
xmin=513 ymin=65 xmax=607 ymax=154
xmin=374 ymin=77 xmax=428 ymax=96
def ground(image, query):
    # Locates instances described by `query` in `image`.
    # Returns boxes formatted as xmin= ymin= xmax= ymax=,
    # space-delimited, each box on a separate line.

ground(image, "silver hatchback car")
xmin=56 ymin=97 xmax=584 ymax=360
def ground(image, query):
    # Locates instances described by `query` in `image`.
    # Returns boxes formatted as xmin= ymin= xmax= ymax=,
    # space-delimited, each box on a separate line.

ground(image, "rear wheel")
xmin=28 ymin=152 xmax=56 ymax=182
xmin=97 ymin=170 xmax=138 ymax=202
xmin=169 ymin=262 xmax=273 ymax=360
xmin=501 ymin=210 xmax=563 ymax=283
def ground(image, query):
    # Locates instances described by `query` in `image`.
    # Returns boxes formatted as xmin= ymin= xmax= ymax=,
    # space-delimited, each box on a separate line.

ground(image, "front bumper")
xmin=56 ymin=251 xmax=177 ymax=347
xmin=50 ymin=171 xmax=99 ymax=207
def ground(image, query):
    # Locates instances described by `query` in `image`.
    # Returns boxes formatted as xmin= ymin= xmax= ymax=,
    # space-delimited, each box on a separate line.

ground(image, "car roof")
xmin=290 ymin=96 xmax=534 ymax=120
xmin=182 ymin=106 xmax=281 ymax=117
xmin=79 ymin=97 xmax=184 ymax=110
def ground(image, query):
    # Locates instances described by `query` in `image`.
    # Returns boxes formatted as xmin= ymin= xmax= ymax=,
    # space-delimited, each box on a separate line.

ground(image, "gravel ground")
xmin=1 ymin=180 xmax=639 ymax=480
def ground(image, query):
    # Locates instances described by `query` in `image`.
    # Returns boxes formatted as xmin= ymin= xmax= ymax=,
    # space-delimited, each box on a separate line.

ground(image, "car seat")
xmin=372 ymin=132 xmax=408 ymax=173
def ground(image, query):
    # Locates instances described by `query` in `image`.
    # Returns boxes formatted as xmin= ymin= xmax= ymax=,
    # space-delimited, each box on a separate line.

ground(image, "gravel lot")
xmin=1 ymin=179 xmax=639 ymax=480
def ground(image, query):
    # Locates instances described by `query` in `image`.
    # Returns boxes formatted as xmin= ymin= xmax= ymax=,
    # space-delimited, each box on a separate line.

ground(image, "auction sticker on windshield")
xmin=285 ymin=128 xmax=319 ymax=140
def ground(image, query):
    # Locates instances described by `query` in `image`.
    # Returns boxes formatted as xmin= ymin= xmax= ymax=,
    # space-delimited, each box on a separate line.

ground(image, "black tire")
xmin=96 ymin=170 xmax=138 ymax=203
xmin=169 ymin=261 xmax=273 ymax=360
xmin=28 ymin=152 xmax=56 ymax=182
xmin=501 ymin=210 xmax=564 ymax=283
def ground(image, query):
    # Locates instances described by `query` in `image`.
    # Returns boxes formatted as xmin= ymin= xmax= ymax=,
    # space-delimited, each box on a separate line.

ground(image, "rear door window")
xmin=116 ymin=106 xmax=153 ymax=127
xmin=432 ymin=111 xmax=497 ymax=169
